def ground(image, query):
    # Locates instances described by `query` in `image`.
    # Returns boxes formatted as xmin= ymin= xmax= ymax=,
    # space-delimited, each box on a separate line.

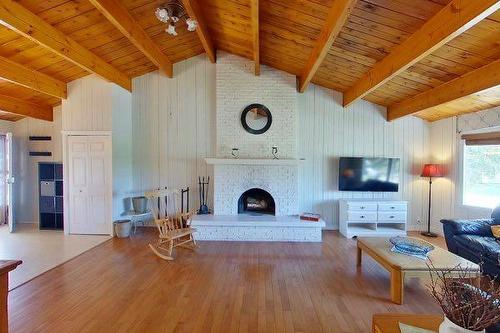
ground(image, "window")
xmin=462 ymin=131 xmax=500 ymax=209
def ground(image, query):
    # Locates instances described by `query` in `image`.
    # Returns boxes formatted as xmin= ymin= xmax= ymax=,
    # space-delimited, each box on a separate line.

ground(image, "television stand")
xmin=339 ymin=199 xmax=407 ymax=238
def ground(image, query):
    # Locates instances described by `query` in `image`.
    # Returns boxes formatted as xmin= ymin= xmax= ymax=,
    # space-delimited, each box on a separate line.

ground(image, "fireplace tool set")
xmin=197 ymin=176 xmax=210 ymax=214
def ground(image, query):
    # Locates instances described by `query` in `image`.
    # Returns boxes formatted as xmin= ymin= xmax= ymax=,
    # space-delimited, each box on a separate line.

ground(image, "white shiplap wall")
xmin=12 ymin=106 xmax=62 ymax=224
xmin=61 ymin=74 xmax=132 ymax=222
xmin=429 ymin=107 xmax=500 ymax=233
xmin=297 ymin=85 xmax=431 ymax=230
xmin=131 ymin=55 xmax=216 ymax=210
xmin=62 ymin=74 xmax=113 ymax=131
xmin=131 ymin=54 xmax=432 ymax=230
xmin=112 ymin=87 xmax=133 ymax=219
xmin=0 ymin=120 xmax=13 ymax=134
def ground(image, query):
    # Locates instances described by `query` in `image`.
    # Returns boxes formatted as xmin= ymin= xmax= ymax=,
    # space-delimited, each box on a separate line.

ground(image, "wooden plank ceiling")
xmin=0 ymin=0 xmax=497 ymax=122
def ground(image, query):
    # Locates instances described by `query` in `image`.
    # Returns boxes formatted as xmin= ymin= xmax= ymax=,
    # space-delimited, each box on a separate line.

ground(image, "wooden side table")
xmin=1 ymin=260 xmax=22 ymax=333
xmin=372 ymin=313 xmax=442 ymax=333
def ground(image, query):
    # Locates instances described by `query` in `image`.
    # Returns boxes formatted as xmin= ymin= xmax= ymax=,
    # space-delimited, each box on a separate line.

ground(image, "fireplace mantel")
xmin=205 ymin=158 xmax=304 ymax=166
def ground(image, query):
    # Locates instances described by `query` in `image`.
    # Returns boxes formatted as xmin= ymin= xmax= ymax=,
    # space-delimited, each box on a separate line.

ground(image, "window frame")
xmin=460 ymin=131 xmax=500 ymax=209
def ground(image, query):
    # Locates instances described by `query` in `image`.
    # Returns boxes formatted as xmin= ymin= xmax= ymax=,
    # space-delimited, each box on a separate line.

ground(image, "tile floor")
xmin=0 ymin=223 xmax=110 ymax=289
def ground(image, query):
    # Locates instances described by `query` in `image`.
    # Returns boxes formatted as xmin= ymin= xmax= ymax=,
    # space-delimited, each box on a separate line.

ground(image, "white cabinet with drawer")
xmin=339 ymin=200 xmax=407 ymax=237
xmin=348 ymin=211 xmax=378 ymax=222
xmin=378 ymin=211 xmax=407 ymax=222
xmin=378 ymin=203 xmax=407 ymax=211
xmin=347 ymin=202 xmax=378 ymax=211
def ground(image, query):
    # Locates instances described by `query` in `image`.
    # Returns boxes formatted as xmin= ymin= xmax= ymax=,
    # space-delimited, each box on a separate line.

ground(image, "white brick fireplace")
xmin=191 ymin=52 xmax=324 ymax=241
xmin=211 ymin=162 xmax=299 ymax=216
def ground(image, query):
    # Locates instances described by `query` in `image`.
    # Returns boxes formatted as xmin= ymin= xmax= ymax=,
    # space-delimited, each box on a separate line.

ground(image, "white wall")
xmin=12 ymin=106 xmax=62 ymax=224
xmin=0 ymin=120 xmax=13 ymax=133
xmin=61 ymin=74 xmax=131 ymax=226
xmin=429 ymin=106 xmax=500 ymax=233
xmin=298 ymin=85 xmax=431 ymax=229
xmin=14 ymin=53 xmax=489 ymax=232
xmin=62 ymin=75 xmax=113 ymax=131
xmin=130 ymin=52 xmax=432 ymax=230
xmin=131 ymin=54 xmax=216 ymax=212
xmin=112 ymin=87 xmax=133 ymax=219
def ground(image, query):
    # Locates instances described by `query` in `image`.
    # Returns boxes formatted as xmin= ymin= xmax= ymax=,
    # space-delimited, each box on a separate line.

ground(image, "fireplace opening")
xmin=238 ymin=188 xmax=275 ymax=216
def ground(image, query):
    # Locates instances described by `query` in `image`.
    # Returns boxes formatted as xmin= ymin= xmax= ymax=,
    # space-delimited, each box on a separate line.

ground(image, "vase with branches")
xmin=427 ymin=262 xmax=500 ymax=332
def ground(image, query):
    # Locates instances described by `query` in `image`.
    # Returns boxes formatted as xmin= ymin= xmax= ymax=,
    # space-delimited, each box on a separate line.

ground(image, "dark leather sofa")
xmin=441 ymin=206 xmax=500 ymax=277
xmin=441 ymin=207 xmax=500 ymax=333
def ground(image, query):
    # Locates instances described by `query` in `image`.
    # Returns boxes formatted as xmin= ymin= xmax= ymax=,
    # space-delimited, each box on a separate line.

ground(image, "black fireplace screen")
xmin=238 ymin=188 xmax=276 ymax=215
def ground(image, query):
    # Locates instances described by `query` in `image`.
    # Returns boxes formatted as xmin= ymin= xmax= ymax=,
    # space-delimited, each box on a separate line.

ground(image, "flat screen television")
xmin=338 ymin=157 xmax=400 ymax=192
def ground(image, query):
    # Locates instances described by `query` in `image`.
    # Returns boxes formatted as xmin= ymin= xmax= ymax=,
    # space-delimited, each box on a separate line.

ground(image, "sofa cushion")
xmin=441 ymin=218 xmax=496 ymax=236
xmin=492 ymin=225 xmax=500 ymax=240
xmin=453 ymin=235 xmax=500 ymax=262
xmin=492 ymin=206 xmax=500 ymax=224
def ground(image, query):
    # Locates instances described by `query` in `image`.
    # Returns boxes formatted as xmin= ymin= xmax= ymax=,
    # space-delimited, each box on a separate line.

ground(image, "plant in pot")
xmin=427 ymin=263 xmax=500 ymax=333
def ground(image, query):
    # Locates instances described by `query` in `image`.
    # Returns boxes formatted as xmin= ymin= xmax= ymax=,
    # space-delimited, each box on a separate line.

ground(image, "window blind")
xmin=461 ymin=131 xmax=500 ymax=146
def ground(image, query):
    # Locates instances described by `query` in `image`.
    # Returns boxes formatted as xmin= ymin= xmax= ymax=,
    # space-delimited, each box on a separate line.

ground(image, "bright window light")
xmin=463 ymin=144 xmax=500 ymax=209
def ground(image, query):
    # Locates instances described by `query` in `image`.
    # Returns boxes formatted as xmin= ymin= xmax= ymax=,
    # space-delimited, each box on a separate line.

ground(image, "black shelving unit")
xmin=39 ymin=162 xmax=63 ymax=230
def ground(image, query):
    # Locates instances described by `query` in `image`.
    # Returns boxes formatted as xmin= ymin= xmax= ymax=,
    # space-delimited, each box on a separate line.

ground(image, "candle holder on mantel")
xmin=272 ymin=146 xmax=279 ymax=159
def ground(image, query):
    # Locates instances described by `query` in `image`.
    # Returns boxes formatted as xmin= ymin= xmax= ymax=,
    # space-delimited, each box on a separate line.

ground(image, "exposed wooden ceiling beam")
xmin=387 ymin=59 xmax=500 ymax=121
xmin=181 ymin=0 xmax=216 ymax=63
xmin=0 ymin=94 xmax=52 ymax=121
xmin=0 ymin=55 xmax=66 ymax=99
xmin=251 ymin=0 xmax=260 ymax=75
xmin=0 ymin=0 xmax=131 ymax=91
xmin=343 ymin=0 xmax=500 ymax=107
xmin=297 ymin=0 xmax=357 ymax=93
xmin=0 ymin=111 xmax=23 ymax=122
xmin=88 ymin=0 xmax=173 ymax=77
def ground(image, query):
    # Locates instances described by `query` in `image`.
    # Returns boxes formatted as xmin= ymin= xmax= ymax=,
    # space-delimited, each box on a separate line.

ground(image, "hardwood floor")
xmin=8 ymin=231 xmax=443 ymax=333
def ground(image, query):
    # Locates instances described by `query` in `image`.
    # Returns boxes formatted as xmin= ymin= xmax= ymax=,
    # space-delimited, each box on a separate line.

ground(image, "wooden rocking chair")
xmin=145 ymin=188 xmax=196 ymax=261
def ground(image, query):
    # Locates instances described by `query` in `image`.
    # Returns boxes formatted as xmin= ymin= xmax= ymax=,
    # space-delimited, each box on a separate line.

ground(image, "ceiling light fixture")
xmin=155 ymin=0 xmax=197 ymax=37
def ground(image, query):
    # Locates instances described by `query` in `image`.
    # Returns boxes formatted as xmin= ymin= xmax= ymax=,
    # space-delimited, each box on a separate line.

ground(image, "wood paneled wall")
xmin=131 ymin=55 xmax=216 ymax=210
xmin=12 ymin=106 xmax=62 ymax=224
xmin=112 ymin=88 xmax=133 ymax=219
xmin=131 ymin=54 xmax=433 ymax=230
xmin=297 ymin=85 xmax=431 ymax=230
xmin=0 ymin=120 xmax=13 ymax=134
xmin=62 ymin=75 xmax=114 ymax=132
xmin=60 ymin=74 xmax=132 ymax=221
xmin=429 ymin=107 xmax=500 ymax=233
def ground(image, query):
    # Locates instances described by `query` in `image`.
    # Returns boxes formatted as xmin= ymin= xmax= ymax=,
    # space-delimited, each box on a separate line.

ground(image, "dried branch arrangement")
xmin=427 ymin=263 xmax=500 ymax=331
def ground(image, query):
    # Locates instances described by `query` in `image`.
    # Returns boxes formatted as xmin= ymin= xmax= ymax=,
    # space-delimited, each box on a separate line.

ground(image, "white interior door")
xmin=6 ymin=133 xmax=14 ymax=232
xmin=68 ymin=135 xmax=111 ymax=235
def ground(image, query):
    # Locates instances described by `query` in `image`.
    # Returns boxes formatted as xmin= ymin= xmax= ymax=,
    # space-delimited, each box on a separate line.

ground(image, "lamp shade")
xmin=421 ymin=164 xmax=443 ymax=177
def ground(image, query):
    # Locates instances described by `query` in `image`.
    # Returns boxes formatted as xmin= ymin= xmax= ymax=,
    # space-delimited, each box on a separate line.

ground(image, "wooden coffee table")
xmin=357 ymin=237 xmax=480 ymax=304
xmin=372 ymin=313 xmax=442 ymax=333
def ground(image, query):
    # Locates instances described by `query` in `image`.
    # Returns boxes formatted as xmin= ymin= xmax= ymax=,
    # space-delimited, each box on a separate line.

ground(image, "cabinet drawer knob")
xmin=360 ymin=206 xmax=365 ymax=209
xmin=360 ymin=215 xmax=365 ymax=218
xmin=390 ymin=215 xmax=395 ymax=218
xmin=390 ymin=206 xmax=395 ymax=209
